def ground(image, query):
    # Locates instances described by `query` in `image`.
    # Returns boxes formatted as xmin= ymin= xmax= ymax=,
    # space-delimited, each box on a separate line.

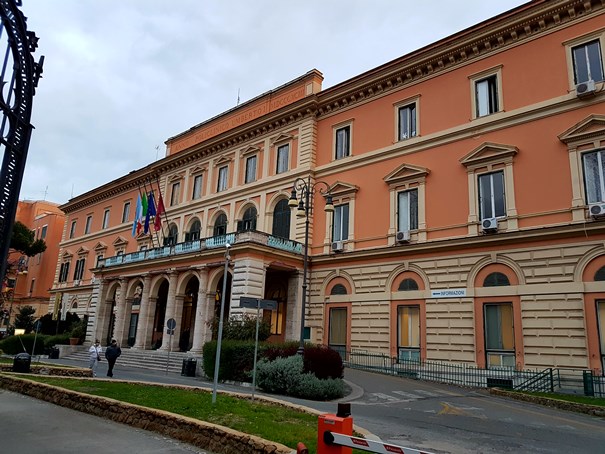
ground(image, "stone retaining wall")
xmin=0 ymin=374 xmax=294 ymax=454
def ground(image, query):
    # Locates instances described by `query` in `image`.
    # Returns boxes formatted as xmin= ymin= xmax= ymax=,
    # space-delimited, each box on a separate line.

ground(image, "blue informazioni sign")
xmin=431 ymin=288 xmax=467 ymax=298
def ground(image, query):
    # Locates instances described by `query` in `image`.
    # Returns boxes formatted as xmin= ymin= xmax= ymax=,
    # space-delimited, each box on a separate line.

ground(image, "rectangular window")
xmin=192 ymin=175 xmax=203 ymax=200
xmin=478 ymin=171 xmax=505 ymax=220
xmin=397 ymin=189 xmax=418 ymax=232
xmin=170 ymin=182 xmax=181 ymax=206
xmin=96 ymin=254 xmax=104 ymax=268
xmin=85 ymin=215 xmax=92 ymax=234
xmin=73 ymin=258 xmax=86 ymax=281
xmin=69 ymin=221 xmax=77 ymax=239
xmin=217 ymin=166 xmax=228 ymax=192
xmin=475 ymin=75 xmax=499 ymax=117
xmin=59 ymin=261 xmax=70 ymax=283
xmin=328 ymin=307 xmax=347 ymax=360
xmin=40 ymin=225 xmax=48 ymax=239
xmin=245 ymin=156 xmax=257 ymax=184
xmin=598 ymin=301 xmax=605 ymax=372
xmin=398 ymin=103 xmax=417 ymax=140
xmin=335 ymin=126 xmax=350 ymax=159
xmin=102 ymin=209 xmax=110 ymax=229
xmin=29 ymin=278 xmax=35 ymax=295
xmin=122 ymin=201 xmax=130 ymax=223
xmin=583 ymin=149 xmax=605 ymax=204
xmin=397 ymin=305 xmax=420 ymax=362
xmin=572 ymin=39 xmax=604 ymax=84
xmin=276 ymin=144 xmax=289 ymax=174
xmin=333 ymin=203 xmax=350 ymax=242
xmin=484 ymin=303 xmax=515 ymax=368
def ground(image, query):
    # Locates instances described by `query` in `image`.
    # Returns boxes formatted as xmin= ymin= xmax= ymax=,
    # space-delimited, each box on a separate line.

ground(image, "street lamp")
xmin=288 ymin=176 xmax=334 ymax=355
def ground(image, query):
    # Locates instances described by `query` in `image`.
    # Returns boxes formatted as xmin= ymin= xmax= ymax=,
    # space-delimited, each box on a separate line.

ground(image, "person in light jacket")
xmin=104 ymin=339 xmax=122 ymax=377
xmin=88 ymin=339 xmax=102 ymax=377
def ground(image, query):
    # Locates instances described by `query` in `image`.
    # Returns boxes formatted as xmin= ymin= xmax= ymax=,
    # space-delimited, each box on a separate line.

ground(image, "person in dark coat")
xmin=104 ymin=339 xmax=122 ymax=377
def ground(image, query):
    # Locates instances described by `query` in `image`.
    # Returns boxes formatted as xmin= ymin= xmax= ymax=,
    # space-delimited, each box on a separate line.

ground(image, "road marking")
xmin=392 ymin=391 xmax=423 ymax=399
xmin=372 ymin=392 xmax=399 ymax=401
xmin=413 ymin=390 xmax=440 ymax=397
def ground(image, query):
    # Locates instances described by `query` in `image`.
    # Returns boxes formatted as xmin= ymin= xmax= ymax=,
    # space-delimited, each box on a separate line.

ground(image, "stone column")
xmin=190 ymin=268 xmax=210 ymax=353
xmin=113 ymin=278 xmax=129 ymax=346
xmin=133 ymin=274 xmax=152 ymax=350
xmin=90 ymin=278 xmax=106 ymax=345
xmin=159 ymin=270 xmax=178 ymax=351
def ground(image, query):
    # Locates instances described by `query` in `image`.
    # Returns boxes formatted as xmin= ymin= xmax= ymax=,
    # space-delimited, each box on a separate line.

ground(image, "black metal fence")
xmin=343 ymin=349 xmax=604 ymax=397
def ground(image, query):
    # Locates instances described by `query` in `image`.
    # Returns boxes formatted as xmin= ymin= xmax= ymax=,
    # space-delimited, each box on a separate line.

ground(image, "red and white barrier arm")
xmin=324 ymin=431 xmax=435 ymax=454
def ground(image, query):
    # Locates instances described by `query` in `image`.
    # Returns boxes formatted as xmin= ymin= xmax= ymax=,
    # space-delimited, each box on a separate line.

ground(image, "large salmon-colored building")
xmin=52 ymin=0 xmax=605 ymax=374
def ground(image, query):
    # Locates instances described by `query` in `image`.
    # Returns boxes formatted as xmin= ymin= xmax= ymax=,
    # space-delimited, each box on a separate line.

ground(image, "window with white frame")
xmin=85 ymin=215 xmax=92 ymax=234
xmin=170 ymin=182 xmax=181 ymax=206
xmin=69 ymin=220 xmax=77 ymax=239
xmin=102 ymin=209 xmax=110 ymax=229
xmin=217 ymin=166 xmax=228 ymax=192
xmin=475 ymin=75 xmax=499 ymax=117
xmin=335 ymin=126 xmax=350 ymax=160
xmin=333 ymin=203 xmax=349 ymax=242
xmin=478 ymin=171 xmax=506 ymax=220
xmin=276 ymin=144 xmax=289 ymax=174
xmin=397 ymin=189 xmax=418 ymax=232
xmin=73 ymin=257 xmax=86 ymax=281
xmin=398 ymin=103 xmax=417 ymax=140
xmin=192 ymin=175 xmax=203 ymax=200
xmin=484 ymin=303 xmax=515 ymax=368
xmin=122 ymin=201 xmax=130 ymax=223
xmin=572 ymin=39 xmax=604 ymax=84
xmin=397 ymin=305 xmax=420 ymax=362
xmin=583 ymin=149 xmax=605 ymax=204
xmin=245 ymin=156 xmax=257 ymax=184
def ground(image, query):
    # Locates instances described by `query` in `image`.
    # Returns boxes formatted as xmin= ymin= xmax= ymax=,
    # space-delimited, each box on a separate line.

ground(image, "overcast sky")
xmin=19 ymin=0 xmax=526 ymax=205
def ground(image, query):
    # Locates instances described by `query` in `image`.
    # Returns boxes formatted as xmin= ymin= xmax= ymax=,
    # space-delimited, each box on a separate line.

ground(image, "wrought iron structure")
xmin=0 ymin=0 xmax=44 ymax=282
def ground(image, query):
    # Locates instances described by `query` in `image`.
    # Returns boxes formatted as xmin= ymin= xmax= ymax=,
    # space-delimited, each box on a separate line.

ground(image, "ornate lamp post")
xmin=288 ymin=177 xmax=333 ymax=355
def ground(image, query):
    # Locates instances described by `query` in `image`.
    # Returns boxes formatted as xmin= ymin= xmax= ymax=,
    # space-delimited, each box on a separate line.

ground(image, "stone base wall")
xmin=0 ymin=374 xmax=294 ymax=454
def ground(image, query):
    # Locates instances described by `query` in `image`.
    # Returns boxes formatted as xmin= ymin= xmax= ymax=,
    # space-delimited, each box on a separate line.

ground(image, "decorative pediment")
xmin=76 ymin=246 xmax=89 ymax=256
xmin=113 ymin=236 xmax=129 ymax=247
xmin=459 ymin=142 xmax=518 ymax=168
xmin=214 ymin=155 xmax=233 ymax=166
xmin=271 ymin=133 xmax=294 ymax=145
xmin=329 ymin=181 xmax=359 ymax=197
xmin=240 ymin=145 xmax=261 ymax=156
xmin=167 ymin=172 xmax=185 ymax=182
xmin=558 ymin=114 xmax=605 ymax=145
xmin=61 ymin=250 xmax=73 ymax=259
xmin=93 ymin=242 xmax=107 ymax=253
xmin=383 ymin=163 xmax=430 ymax=186
xmin=189 ymin=165 xmax=207 ymax=176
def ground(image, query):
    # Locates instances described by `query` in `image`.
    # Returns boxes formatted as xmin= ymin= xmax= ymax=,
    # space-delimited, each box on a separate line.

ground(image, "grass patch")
xmin=24 ymin=376 xmax=319 ymax=451
xmin=519 ymin=391 xmax=605 ymax=406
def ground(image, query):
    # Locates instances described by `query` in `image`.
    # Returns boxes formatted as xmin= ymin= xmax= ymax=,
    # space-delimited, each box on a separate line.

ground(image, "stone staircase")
xmin=61 ymin=347 xmax=202 ymax=375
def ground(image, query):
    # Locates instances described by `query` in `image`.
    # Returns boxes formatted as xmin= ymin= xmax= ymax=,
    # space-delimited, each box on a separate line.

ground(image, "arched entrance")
xmin=152 ymin=280 xmax=169 ymax=349
xmin=180 ymin=276 xmax=199 ymax=351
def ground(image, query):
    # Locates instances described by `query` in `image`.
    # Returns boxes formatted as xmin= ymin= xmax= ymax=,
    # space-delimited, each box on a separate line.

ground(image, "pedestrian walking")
xmin=104 ymin=339 xmax=122 ymax=377
xmin=88 ymin=339 xmax=102 ymax=377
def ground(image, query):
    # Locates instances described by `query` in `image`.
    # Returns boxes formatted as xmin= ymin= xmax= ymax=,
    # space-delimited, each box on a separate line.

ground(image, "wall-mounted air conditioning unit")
xmin=576 ymin=79 xmax=596 ymax=98
xmin=73 ymin=280 xmax=81 ymax=287
xmin=331 ymin=241 xmax=344 ymax=252
xmin=481 ymin=217 xmax=498 ymax=233
xmin=396 ymin=230 xmax=410 ymax=243
xmin=589 ymin=203 xmax=605 ymax=217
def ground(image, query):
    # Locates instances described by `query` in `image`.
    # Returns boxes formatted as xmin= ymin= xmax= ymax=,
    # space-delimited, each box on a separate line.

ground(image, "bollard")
xmin=317 ymin=403 xmax=353 ymax=454
xmin=296 ymin=442 xmax=309 ymax=454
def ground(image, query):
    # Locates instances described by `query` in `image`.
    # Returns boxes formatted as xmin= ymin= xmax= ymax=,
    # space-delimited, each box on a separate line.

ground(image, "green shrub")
xmin=0 ymin=333 xmax=47 ymax=355
xmin=256 ymin=354 xmax=345 ymax=400
xmin=37 ymin=312 xmax=80 ymax=335
xmin=202 ymin=340 xmax=257 ymax=382
xmin=260 ymin=341 xmax=299 ymax=361
xmin=43 ymin=333 xmax=71 ymax=347
xmin=69 ymin=319 xmax=87 ymax=343
xmin=303 ymin=344 xmax=344 ymax=379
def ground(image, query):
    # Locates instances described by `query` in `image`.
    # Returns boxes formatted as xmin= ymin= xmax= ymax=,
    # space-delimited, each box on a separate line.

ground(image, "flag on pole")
xmin=154 ymin=193 xmax=165 ymax=231
xmin=145 ymin=192 xmax=157 ymax=234
xmin=132 ymin=194 xmax=142 ymax=237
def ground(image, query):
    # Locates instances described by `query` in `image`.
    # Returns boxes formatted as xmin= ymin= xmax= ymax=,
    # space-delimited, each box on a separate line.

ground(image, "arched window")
xmin=483 ymin=272 xmax=510 ymax=287
xmin=398 ymin=278 xmax=419 ymax=291
xmin=186 ymin=219 xmax=201 ymax=241
xmin=331 ymin=284 xmax=348 ymax=295
xmin=272 ymin=199 xmax=291 ymax=239
xmin=164 ymin=224 xmax=179 ymax=246
xmin=595 ymin=266 xmax=605 ymax=281
xmin=213 ymin=213 xmax=228 ymax=236
xmin=238 ymin=206 xmax=257 ymax=232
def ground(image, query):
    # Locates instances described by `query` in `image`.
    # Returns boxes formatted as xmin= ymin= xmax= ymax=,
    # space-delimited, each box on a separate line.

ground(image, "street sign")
xmin=239 ymin=296 xmax=277 ymax=310
xmin=166 ymin=328 xmax=174 ymax=335
xmin=166 ymin=318 xmax=176 ymax=330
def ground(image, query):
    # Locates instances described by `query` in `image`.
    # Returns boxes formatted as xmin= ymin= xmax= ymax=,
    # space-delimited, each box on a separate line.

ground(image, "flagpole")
xmin=154 ymin=175 xmax=170 ymax=242
xmin=136 ymin=182 xmax=151 ymax=247
xmin=141 ymin=179 xmax=156 ymax=249
xmin=145 ymin=176 xmax=162 ymax=247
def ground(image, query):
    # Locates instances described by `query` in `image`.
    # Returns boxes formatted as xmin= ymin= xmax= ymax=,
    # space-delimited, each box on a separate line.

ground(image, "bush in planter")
xmin=68 ymin=319 xmax=87 ymax=344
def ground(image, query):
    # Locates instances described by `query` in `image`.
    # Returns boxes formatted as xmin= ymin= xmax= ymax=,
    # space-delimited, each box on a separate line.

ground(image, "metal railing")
xmin=344 ymin=349 xmax=603 ymax=396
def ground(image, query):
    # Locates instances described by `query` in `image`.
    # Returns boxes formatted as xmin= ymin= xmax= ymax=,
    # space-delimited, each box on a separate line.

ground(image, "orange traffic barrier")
xmin=317 ymin=403 xmax=353 ymax=454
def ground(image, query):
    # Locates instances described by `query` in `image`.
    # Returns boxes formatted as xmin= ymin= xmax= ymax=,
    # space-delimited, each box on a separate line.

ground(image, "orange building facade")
xmin=52 ymin=0 xmax=605 ymax=373
xmin=2 ymin=200 xmax=65 ymax=329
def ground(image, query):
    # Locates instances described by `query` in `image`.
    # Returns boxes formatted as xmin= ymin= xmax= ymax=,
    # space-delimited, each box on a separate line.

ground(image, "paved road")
xmin=3 ymin=356 xmax=605 ymax=454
